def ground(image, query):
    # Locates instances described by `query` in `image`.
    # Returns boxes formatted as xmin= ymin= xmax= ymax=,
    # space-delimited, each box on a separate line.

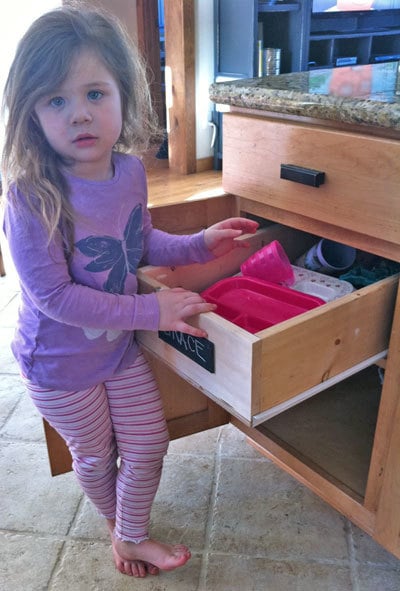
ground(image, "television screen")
xmin=312 ymin=0 xmax=400 ymax=12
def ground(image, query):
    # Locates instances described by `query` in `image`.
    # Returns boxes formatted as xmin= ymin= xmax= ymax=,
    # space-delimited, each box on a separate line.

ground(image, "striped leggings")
xmin=24 ymin=351 xmax=169 ymax=543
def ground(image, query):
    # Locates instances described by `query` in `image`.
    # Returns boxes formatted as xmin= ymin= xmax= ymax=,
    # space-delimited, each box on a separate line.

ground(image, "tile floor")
xmin=1 ymin=267 xmax=400 ymax=591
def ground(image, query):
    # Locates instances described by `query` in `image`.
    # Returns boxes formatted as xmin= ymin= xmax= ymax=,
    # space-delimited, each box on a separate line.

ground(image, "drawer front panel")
xmin=222 ymin=114 xmax=400 ymax=248
xmin=256 ymin=277 xmax=397 ymax=414
xmin=138 ymin=315 xmax=258 ymax=424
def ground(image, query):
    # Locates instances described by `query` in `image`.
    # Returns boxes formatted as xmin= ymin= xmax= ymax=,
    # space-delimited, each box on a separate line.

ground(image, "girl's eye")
xmin=49 ymin=96 xmax=65 ymax=108
xmin=88 ymin=90 xmax=103 ymax=101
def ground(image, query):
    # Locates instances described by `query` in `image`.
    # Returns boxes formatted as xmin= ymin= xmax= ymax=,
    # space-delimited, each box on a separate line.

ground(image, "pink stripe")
xmin=25 ymin=353 xmax=168 ymax=542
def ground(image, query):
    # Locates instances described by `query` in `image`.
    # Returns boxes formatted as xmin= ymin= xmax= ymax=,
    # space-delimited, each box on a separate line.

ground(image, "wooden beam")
xmin=136 ymin=0 xmax=165 ymax=128
xmin=164 ymin=0 xmax=196 ymax=174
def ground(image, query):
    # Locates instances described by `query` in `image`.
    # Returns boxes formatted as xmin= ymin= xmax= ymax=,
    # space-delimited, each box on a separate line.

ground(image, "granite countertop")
xmin=209 ymin=62 xmax=400 ymax=130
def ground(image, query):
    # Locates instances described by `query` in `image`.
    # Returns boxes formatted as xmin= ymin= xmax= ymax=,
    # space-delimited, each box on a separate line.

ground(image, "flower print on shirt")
xmin=75 ymin=204 xmax=144 ymax=294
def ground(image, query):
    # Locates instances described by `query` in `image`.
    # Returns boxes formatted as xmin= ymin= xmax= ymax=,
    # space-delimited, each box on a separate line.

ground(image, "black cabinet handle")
xmin=280 ymin=164 xmax=325 ymax=187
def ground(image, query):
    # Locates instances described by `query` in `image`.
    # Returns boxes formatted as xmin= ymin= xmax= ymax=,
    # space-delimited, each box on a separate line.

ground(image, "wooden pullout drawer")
xmin=222 ymin=113 xmax=400 ymax=257
xmin=137 ymin=225 xmax=398 ymax=426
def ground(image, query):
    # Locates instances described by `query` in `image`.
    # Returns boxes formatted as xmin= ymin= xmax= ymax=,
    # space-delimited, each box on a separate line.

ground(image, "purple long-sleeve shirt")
xmin=3 ymin=153 xmax=213 ymax=390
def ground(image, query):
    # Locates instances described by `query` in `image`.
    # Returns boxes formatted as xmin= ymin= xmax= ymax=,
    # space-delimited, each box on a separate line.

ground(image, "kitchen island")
xmin=207 ymin=62 xmax=400 ymax=559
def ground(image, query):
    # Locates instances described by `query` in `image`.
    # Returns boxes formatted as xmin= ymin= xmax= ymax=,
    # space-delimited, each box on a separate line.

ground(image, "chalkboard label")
xmin=158 ymin=331 xmax=215 ymax=373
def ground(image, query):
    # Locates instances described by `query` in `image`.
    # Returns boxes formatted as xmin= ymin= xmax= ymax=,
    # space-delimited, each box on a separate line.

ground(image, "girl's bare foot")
xmin=106 ymin=519 xmax=159 ymax=577
xmin=111 ymin=541 xmax=159 ymax=577
xmin=114 ymin=538 xmax=192 ymax=571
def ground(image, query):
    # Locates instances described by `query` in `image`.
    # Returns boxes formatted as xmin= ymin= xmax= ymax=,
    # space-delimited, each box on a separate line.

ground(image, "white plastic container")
xmin=291 ymin=265 xmax=354 ymax=302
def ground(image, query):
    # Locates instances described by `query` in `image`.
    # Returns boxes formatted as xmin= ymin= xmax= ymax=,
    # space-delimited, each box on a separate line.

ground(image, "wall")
xmin=0 ymin=0 xmax=61 ymax=150
xmin=195 ymin=0 xmax=215 ymax=161
xmin=77 ymin=0 xmax=138 ymax=43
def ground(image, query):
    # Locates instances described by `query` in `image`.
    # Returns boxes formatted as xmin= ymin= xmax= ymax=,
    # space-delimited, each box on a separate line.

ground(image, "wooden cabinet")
xmin=139 ymin=109 xmax=400 ymax=560
xmin=225 ymin=108 xmax=400 ymax=559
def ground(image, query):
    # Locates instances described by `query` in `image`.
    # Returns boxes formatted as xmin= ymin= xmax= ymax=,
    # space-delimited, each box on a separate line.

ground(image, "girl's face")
xmin=34 ymin=49 xmax=123 ymax=181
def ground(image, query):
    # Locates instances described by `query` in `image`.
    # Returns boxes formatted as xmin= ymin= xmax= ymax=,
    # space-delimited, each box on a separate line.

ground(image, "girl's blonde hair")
xmin=1 ymin=4 xmax=161 ymax=248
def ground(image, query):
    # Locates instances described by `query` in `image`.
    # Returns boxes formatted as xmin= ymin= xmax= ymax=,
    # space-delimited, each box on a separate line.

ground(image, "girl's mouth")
xmin=73 ymin=134 xmax=97 ymax=147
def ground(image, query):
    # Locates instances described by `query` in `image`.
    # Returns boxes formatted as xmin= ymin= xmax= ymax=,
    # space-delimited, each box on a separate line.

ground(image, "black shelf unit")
xmin=309 ymin=10 xmax=400 ymax=68
xmin=215 ymin=0 xmax=400 ymax=76
xmin=215 ymin=0 xmax=303 ymax=78
xmin=258 ymin=2 xmax=303 ymax=73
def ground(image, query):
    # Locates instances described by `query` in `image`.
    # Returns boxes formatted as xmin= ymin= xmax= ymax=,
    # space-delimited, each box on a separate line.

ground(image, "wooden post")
xmin=164 ymin=0 xmax=196 ymax=174
xmin=136 ymin=0 xmax=165 ymax=129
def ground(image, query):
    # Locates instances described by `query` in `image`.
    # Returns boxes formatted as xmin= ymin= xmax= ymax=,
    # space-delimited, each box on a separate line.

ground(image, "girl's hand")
xmin=204 ymin=217 xmax=259 ymax=258
xmin=156 ymin=287 xmax=216 ymax=338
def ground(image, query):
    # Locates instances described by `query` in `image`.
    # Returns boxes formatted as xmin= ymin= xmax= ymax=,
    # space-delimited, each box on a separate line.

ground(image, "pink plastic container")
xmin=201 ymin=276 xmax=324 ymax=334
xmin=240 ymin=240 xmax=295 ymax=286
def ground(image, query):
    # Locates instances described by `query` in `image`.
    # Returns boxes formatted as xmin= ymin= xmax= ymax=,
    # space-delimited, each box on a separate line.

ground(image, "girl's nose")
xmin=71 ymin=103 xmax=92 ymax=125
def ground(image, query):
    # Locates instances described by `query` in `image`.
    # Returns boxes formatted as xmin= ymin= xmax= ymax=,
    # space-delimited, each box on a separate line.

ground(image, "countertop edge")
xmin=209 ymin=75 xmax=400 ymax=132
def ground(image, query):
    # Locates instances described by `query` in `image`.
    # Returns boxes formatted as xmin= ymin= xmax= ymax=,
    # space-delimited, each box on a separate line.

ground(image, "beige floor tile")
xmin=50 ymin=539 xmax=201 ymax=591
xmin=0 ymin=531 xmax=64 ymax=591
xmin=168 ymin=425 xmax=221 ymax=455
xmin=0 ymin=327 xmax=19 ymax=374
xmin=168 ymin=423 xmax=261 ymax=459
xmin=219 ymin=422 xmax=266 ymax=459
xmin=0 ymin=274 xmax=19 ymax=301
xmin=0 ymin=290 xmax=19 ymax=325
xmin=351 ymin=524 xmax=400 ymax=569
xmin=1 ymin=390 xmax=45 ymax=442
xmin=0 ymin=440 xmax=82 ymax=534
xmin=69 ymin=497 xmax=110 ymax=541
xmin=0 ymin=374 xmax=24 ymax=427
xmin=205 ymin=554 xmax=353 ymax=591
xmin=356 ymin=565 xmax=400 ymax=591
xmin=209 ymin=457 xmax=348 ymax=561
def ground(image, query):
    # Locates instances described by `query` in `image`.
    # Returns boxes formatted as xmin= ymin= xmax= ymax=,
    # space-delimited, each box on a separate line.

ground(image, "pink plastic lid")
xmin=202 ymin=276 xmax=324 ymax=333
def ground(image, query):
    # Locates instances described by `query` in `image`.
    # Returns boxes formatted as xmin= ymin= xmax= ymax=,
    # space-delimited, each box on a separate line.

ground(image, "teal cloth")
xmin=339 ymin=260 xmax=400 ymax=288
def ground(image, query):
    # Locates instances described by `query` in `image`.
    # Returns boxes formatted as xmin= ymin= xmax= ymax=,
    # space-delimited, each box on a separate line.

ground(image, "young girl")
xmin=1 ymin=6 xmax=258 ymax=579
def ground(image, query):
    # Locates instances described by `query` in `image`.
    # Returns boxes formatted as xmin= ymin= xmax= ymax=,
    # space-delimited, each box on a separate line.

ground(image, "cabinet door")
xmin=215 ymin=0 xmax=257 ymax=78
